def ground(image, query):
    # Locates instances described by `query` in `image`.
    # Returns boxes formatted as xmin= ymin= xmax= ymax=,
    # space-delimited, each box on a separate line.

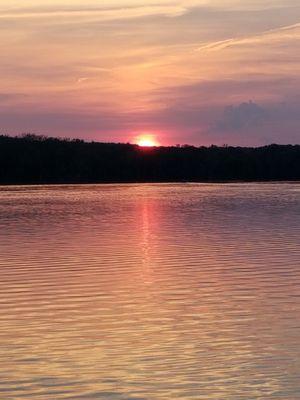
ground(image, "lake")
xmin=0 ymin=183 xmax=300 ymax=399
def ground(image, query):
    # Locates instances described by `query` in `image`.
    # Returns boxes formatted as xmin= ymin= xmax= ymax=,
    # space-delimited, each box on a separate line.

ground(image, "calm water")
xmin=0 ymin=183 xmax=300 ymax=400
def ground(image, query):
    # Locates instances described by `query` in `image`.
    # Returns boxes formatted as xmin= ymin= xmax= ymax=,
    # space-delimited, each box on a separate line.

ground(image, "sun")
xmin=136 ymin=134 xmax=159 ymax=147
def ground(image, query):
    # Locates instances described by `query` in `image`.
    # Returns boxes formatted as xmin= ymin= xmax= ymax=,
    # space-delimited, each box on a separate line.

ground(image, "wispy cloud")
xmin=0 ymin=5 xmax=190 ymax=22
xmin=0 ymin=0 xmax=299 ymax=145
xmin=195 ymin=22 xmax=300 ymax=52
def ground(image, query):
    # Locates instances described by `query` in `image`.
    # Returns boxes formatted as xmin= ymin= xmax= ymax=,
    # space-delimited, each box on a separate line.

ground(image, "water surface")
xmin=0 ymin=183 xmax=300 ymax=399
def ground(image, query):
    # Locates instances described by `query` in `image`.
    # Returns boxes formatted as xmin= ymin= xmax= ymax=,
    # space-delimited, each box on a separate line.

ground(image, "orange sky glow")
xmin=0 ymin=1 xmax=299 ymax=146
xmin=135 ymin=134 xmax=160 ymax=147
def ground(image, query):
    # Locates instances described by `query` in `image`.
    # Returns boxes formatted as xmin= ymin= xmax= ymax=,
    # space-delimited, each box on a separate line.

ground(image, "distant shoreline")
xmin=1 ymin=134 xmax=300 ymax=185
xmin=1 ymin=180 xmax=300 ymax=188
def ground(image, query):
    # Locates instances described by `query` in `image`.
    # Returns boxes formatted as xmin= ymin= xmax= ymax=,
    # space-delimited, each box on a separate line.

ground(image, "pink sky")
xmin=0 ymin=0 xmax=300 ymax=146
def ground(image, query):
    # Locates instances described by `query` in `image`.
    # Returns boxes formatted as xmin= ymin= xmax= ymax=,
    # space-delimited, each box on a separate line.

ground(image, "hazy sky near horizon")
xmin=0 ymin=0 xmax=299 ymax=145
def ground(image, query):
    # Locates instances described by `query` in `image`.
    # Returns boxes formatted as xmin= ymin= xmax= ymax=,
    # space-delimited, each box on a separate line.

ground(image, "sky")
xmin=0 ymin=0 xmax=299 ymax=146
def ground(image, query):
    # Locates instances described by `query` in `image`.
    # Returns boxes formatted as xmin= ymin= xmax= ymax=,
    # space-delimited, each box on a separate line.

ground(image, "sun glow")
xmin=136 ymin=134 xmax=159 ymax=147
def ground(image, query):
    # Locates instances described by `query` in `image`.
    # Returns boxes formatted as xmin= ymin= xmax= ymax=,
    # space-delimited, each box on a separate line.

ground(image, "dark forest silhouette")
xmin=0 ymin=134 xmax=299 ymax=184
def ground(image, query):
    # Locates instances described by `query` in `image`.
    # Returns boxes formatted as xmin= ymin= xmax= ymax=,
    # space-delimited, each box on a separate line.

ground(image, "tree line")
xmin=0 ymin=134 xmax=299 ymax=184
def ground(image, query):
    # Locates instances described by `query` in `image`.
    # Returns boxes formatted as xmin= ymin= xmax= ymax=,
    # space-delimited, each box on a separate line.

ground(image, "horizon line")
xmin=1 ymin=133 xmax=299 ymax=149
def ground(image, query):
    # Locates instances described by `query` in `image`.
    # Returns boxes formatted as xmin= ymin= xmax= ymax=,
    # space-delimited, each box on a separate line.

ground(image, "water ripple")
xmin=0 ymin=183 xmax=300 ymax=399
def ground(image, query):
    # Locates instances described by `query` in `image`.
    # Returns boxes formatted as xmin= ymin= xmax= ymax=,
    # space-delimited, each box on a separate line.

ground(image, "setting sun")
xmin=136 ymin=135 xmax=159 ymax=147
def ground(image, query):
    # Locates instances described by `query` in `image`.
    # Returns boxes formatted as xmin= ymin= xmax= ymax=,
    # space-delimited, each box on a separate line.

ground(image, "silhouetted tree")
xmin=0 ymin=134 xmax=299 ymax=184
